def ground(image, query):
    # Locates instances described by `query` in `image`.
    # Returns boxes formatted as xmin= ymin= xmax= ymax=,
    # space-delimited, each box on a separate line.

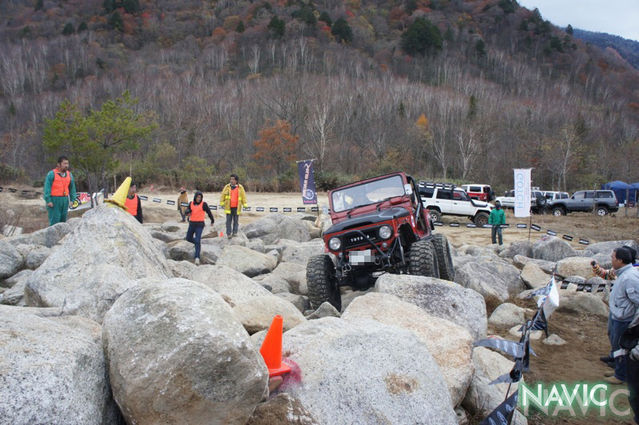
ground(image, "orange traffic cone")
xmin=105 ymin=177 xmax=131 ymax=211
xmin=260 ymin=315 xmax=292 ymax=377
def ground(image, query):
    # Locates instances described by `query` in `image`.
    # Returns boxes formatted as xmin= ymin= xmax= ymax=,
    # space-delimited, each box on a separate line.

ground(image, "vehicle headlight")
xmin=378 ymin=225 xmax=392 ymax=240
xmin=328 ymin=237 xmax=342 ymax=251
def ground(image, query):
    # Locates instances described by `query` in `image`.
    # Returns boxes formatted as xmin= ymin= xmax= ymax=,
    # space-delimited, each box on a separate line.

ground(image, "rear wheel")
xmin=428 ymin=209 xmax=442 ymax=223
xmin=552 ymin=207 xmax=565 ymax=216
xmin=306 ymin=255 xmax=342 ymax=311
xmin=473 ymin=212 xmax=489 ymax=227
xmin=432 ymin=233 xmax=455 ymax=281
xmin=408 ymin=239 xmax=440 ymax=278
xmin=596 ymin=206 xmax=609 ymax=216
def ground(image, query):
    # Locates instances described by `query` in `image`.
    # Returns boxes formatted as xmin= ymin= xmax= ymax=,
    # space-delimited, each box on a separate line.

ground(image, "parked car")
xmin=543 ymin=191 xmax=569 ymax=202
xmin=419 ymin=182 xmax=493 ymax=226
xmin=495 ymin=189 xmax=547 ymax=213
xmin=461 ymin=184 xmax=494 ymax=202
xmin=548 ymin=190 xmax=619 ymax=216
xmin=306 ymin=172 xmax=454 ymax=310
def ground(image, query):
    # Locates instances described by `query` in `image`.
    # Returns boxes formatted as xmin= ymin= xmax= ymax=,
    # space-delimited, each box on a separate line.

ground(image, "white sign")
xmin=513 ymin=168 xmax=531 ymax=218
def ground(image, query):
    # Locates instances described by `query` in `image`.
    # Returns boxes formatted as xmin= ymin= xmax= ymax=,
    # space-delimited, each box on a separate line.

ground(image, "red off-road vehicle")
xmin=306 ymin=172 xmax=455 ymax=311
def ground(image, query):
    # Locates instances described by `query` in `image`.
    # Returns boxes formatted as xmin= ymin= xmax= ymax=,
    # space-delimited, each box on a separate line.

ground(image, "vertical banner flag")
xmin=513 ymin=168 xmax=531 ymax=218
xmin=297 ymin=160 xmax=318 ymax=205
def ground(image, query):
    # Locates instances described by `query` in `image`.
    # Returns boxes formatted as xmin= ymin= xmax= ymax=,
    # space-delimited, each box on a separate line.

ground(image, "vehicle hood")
xmin=326 ymin=207 xmax=410 ymax=233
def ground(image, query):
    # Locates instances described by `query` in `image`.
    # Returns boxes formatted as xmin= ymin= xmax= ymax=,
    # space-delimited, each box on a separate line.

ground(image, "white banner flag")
xmin=513 ymin=168 xmax=531 ymax=218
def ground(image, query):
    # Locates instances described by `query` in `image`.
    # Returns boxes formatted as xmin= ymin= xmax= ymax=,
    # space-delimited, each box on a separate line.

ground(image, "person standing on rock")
xmin=43 ymin=155 xmax=78 ymax=226
xmin=125 ymin=181 xmax=143 ymax=224
xmin=220 ymin=174 xmax=248 ymax=239
xmin=488 ymin=201 xmax=505 ymax=245
xmin=603 ymin=246 xmax=639 ymax=385
xmin=185 ymin=191 xmax=215 ymax=265
xmin=177 ymin=188 xmax=188 ymax=222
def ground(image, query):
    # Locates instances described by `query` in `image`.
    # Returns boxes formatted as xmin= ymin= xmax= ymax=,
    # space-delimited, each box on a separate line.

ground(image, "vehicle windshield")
xmin=331 ymin=175 xmax=405 ymax=212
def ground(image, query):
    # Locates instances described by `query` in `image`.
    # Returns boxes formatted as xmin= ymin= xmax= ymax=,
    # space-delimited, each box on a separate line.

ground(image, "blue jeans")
xmin=491 ymin=225 xmax=503 ymax=245
xmin=186 ymin=222 xmax=204 ymax=259
xmin=226 ymin=207 xmax=239 ymax=236
xmin=608 ymin=314 xmax=632 ymax=381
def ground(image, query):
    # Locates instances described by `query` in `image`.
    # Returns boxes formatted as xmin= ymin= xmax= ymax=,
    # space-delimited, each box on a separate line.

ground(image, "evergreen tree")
xmin=400 ymin=18 xmax=443 ymax=56
xmin=475 ymin=39 xmax=486 ymax=56
xmin=62 ymin=23 xmax=75 ymax=36
xmin=103 ymin=0 xmax=115 ymax=13
xmin=236 ymin=21 xmax=245 ymax=33
xmin=268 ymin=16 xmax=285 ymax=38
xmin=108 ymin=11 xmax=123 ymax=32
xmin=405 ymin=0 xmax=418 ymax=14
xmin=78 ymin=22 xmax=88 ymax=32
xmin=331 ymin=18 xmax=353 ymax=43
xmin=35 ymin=0 xmax=43 ymax=11
xmin=123 ymin=0 xmax=140 ymax=14
xmin=319 ymin=11 xmax=332 ymax=27
xmin=565 ymin=24 xmax=573 ymax=35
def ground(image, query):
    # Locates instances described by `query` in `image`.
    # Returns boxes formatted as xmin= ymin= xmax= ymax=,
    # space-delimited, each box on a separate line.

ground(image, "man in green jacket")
xmin=43 ymin=156 xmax=77 ymax=226
xmin=489 ymin=201 xmax=506 ymax=245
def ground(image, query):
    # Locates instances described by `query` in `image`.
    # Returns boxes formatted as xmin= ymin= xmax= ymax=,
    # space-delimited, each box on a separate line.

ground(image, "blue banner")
xmin=297 ymin=160 xmax=318 ymax=205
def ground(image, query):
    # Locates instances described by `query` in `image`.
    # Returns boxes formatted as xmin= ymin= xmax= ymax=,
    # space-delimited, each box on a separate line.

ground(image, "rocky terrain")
xmin=1 ymin=204 xmax=636 ymax=424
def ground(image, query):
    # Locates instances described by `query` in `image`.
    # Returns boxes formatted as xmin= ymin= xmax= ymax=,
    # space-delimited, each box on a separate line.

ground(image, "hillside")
xmin=573 ymin=28 xmax=639 ymax=70
xmin=1 ymin=0 xmax=638 ymax=193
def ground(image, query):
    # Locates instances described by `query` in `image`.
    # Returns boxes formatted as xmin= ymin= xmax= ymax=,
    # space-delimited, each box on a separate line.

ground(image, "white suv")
xmin=496 ymin=189 xmax=547 ymax=213
xmin=418 ymin=182 xmax=493 ymax=226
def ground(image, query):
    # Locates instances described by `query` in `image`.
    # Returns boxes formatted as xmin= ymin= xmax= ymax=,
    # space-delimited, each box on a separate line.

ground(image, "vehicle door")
xmin=435 ymin=188 xmax=454 ymax=213
xmin=570 ymin=191 xmax=590 ymax=211
xmin=453 ymin=190 xmax=475 ymax=215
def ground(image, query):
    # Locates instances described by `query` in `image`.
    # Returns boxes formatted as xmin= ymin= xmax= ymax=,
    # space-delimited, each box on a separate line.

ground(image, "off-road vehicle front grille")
xmin=341 ymin=227 xmax=380 ymax=250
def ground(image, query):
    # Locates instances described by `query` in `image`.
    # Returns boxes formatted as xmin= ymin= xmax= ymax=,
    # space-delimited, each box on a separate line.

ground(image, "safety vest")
xmin=125 ymin=195 xmax=138 ymax=216
xmin=230 ymin=186 xmax=239 ymax=208
xmin=190 ymin=201 xmax=205 ymax=222
xmin=50 ymin=169 xmax=71 ymax=197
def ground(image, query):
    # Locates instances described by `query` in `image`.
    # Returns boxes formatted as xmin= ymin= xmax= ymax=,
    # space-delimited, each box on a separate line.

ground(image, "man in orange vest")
xmin=220 ymin=174 xmax=248 ymax=239
xmin=124 ymin=181 xmax=143 ymax=223
xmin=185 ymin=191 xmax=215 ymax=265
xmin=43 ymin=155 xmax=77 ymax=226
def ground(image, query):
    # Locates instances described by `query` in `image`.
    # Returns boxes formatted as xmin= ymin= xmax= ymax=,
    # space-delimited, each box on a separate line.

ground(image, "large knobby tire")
xmin=408 ymin=239 xmax=440 ymax=278
xmin=473 ymin=212 xmax=489 ymax=227
xmin=432 ymin=233 xmax=455 ymax=281
xmin=306 ymin=255 xmax=342 ymax=311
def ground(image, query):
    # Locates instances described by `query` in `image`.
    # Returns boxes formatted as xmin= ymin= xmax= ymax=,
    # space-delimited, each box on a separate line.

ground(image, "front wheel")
xmin=428 ymin=209 xmax=442 ymax=223
xmin=552 ymin=207 xmax=565 ymax=216
xmin=431 ymin=233 xmax=455 ymax=281
xmin=596 ymin=206 xmax=609 ymax=216
xmin=306 ymin=255 xmax=342 ymax=311
xmin=473 ymin=212 xmax=489 ymax=227
xmin=408 ymin=239 xmax=440 ymax=278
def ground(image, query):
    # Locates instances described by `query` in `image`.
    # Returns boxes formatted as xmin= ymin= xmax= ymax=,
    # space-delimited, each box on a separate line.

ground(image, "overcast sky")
xmin=517 ymin=0 xmax=639 ymax=41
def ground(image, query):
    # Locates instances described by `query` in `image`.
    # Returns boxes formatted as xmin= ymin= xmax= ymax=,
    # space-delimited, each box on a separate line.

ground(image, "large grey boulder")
xmin=512 ymin=255 xmax=556 ymax=274
xmin=0 ymin=240 xmax=23 ymax=279
xmin=280 ymin=239 xmax=325 ymax=265
xmin=342 ymin=293 xmax=474 ymax=407
xmin=247 ymin=393 xmax=318 ymax=425
xmin=8 ymin=221 xmax=72 ymax=248
xmin=191 ymin=264 xmax=272 ymax=306
xmin=232 ymin=295 xmax=307 ymax=334
xmin=455 ymin=259 xmax=524 ymax=302
xmin=254 ymin=273 xmax=292 ymax=294
xmin=15 ymin=244 xmax=51 ymax=270
xmin=532 ymin=236 xmax=576 ymax=262
xmin=280 ymin=317 xmax=458 ymax=425
xmin=463 ymin=347 xmax=527 ymax=425
xmin=167 ymin=259 xmax=197 ymax=279
xmin=103 ymin=278 xmax=268 ymax=425
xmin=0 ymin=270 xmax=32 ymax=305
xmin=217 ymin=245 xmax=278 ymax=277
xmin=499 ymin=241 xmax=534 ymax=259
xmin=556 ymin=256 xmax=597 ymax=279
xmin=0 ymin=307 xmax=120 ymax=425
xmin=557 ymin=292 xmax=608 ymax=317
xmin=167 ymin=240 xmax=221 ymax=264
xmin=24 ymin=205 xmax=172 ymax=323
xmin=274 ymin=292 xmax=309 ymax=313
xmin=488 ymin=303 xmax=527 ymax=328
xmin=271 ymin=262 xmax=308 ymax=295
xmin=375 ymin=274 xmax=487 ymax=340
xmin=243 ymin=213 xmax=311 ymax=244
xmin=520 ymin=263 xmax=551 ymax=289
xmin=583 ymin=240 xmax=639 ymax=257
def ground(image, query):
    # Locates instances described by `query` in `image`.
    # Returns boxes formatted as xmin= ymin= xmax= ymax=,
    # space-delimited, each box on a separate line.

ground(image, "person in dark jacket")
xmin=124 ymin=182 xmax=143 ymax=223
xmin=185 ymin=191 xmax=215 ymax=265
